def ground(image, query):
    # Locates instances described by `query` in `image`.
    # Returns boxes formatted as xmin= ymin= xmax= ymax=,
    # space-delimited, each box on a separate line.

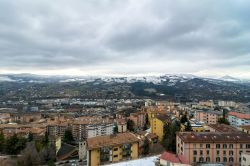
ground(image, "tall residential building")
xmin=128 ymin=112 xmax=146 ymax=129
xmin=46 ymin=122 xmax=69 ymax=139
xmin=72 ymin=117 xmax=114 ymax=141
xmin=86 ymin=132 xmax=139 ymax=166
xmin=176 ymin=132 xmax=250 ymax=166
xmin=228 ymin=112 xmax=250 ymax=128
xmin=150 ymin=114 xmax=170 ymax=141
xmin=195 ymin=110 xmax=222 ymax=124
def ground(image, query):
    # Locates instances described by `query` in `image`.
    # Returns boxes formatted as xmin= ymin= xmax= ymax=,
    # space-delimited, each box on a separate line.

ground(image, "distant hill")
xmin=0 ymin=74 xmax=249 ymax=102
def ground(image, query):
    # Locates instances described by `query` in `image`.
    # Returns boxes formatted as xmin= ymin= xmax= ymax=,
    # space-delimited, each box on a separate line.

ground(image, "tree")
xmin=28 ymin=132 xmax=33 ymax=142
xmin=17 ymin=142 xmax=41 ymax=166
xmin=5 ymin=134 xmax=27 ymax=155
xmin=40 ymin=145 xmax=56 ymax=164
xmin=127 ymin=119 xmax=135 ymax=132
xmin=113 ymin=125 xmax=118 ymax=134
xmin=185 ymin=121 xmax=192 ymax=131
xmin=162 ymin=121 xmax=180 ymax=153
xmin=218 ymin=109 xmax=230 ymax=125
xmin=143 ymin=138 xmax=150 ymax=155
xmin=180 ymin=114 xmax=188 ymax=124
xmin=218 ymin=118 xmax=230 ymax=125
xmin=0 ymin=132 xmax=5 ymax=153
xmin=63 ymin=129 xmax=74 ymax=144
xmin=42 ymin=132 xmax=49 ymax=146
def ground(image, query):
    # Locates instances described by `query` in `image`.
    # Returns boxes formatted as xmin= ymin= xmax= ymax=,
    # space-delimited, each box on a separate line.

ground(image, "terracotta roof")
xmin=155 ymin=114 xmax=170 ymax=123
xmin=177 ymin=132 xmax=250 ymax=143
xmin=160 ymin=151 xmax=189 ymax=164
xmin=208 ymin=124 xmax=239 ymax=133
xmin=228 ymin=112 xmax=250 ymax=120
xmin=87 ymin=132 xmax=139 ymax=150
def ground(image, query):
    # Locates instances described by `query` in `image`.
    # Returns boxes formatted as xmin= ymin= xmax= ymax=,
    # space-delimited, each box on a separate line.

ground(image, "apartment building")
xmin=218 ymin=101 xmax=237 ymax=108
xmin=240 ymin=125 xmax=250 ymax=135
xmin=150 ymin=114 xmax=171 ymax=141
xmin=116 ymin=119 xmax=127 ymax=133
xmin=46 ymin=121 xmax=69 ymax=139
xmin=241 ymin=152 xmax=250 ymax=166
xmin=86 ymin=132 xmax=139 ymax=166
xmin=195 ymin=110 xmax=222 ymax=124
xmin=176 ymin=132 xmax=250 ymax=166
xmin=228 ymin=112 xmax=250 ymax=128
xmin=0 ymin=123 xmax=46 ymax=139
xmin=72 ymin=117 xmax=114 ymax=141
xmin=128 ymin=112 xmax=146 ymax=129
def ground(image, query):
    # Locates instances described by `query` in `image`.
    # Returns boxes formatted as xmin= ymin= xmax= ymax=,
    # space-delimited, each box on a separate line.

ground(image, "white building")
xmin=218 ymin=100 xmax=237 ymax=108
xmin=72 ymin=117 xmax=114 ymax=141
xmin=87 ymin=123 xmax=114 ymax=138
xmin=241 ymin=152 xmax=250 ymax=166
xmin=228 ymin=112 xmax=250 ymax=128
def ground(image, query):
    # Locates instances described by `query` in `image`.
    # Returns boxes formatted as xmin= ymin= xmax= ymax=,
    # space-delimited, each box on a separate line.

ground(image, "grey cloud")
xmin=0 ymin=0 xmax=250 ymax=77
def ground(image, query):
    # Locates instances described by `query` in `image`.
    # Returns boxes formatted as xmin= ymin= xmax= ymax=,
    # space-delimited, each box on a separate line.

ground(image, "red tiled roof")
xmin=228 ymin=112 xmax=250 ymax=120
xmin=160 ymin=151 xmax=189 ymax=164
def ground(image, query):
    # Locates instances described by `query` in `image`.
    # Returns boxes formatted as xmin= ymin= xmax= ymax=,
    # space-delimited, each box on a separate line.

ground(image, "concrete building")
xmin=195 ymin=110 xmax=222 ymax=124
xmin=72 ymin=117 xmax=114 ymax=141
xmin=128 ymin=112 xmax=146 ymax=129
xmin=86 ymin=132 xmax=139 ymax=166
xmin=176 ymin=132 xmax=250 ymax=166
xmin=47 ymin=122 xmax=68 ymax=139
xmin=117 ymin=119 xmax=127 ymax=133
xmin=241 ymin=152 xmax=250 ymax=166
xmin=228 ymin=112 xmax=250 ymax=128
xmin=218 ymin=101 xmax=237 ymax=108
xmin=240 ymin=125 xmax=250 ymax=135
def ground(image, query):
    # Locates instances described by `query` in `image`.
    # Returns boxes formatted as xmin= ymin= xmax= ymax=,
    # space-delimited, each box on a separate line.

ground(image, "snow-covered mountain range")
xmin=0 ymin=73 xmax=248 ymax=85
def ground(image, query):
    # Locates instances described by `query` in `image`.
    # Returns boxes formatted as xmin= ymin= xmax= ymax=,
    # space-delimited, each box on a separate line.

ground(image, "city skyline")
xmin=0 ymin=0 xmax=250 ymax=78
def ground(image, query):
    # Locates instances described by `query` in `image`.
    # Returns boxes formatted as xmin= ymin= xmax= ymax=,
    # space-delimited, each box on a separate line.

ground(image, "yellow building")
xmin=86 ymin=132 xmax=139 ymax=166
xmin=150 ymin=114 xmax=170 ymax=142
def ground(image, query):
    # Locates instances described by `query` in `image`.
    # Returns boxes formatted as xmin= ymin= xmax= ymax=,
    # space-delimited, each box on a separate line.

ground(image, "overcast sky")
xmin=0 ymin=0 xmax=250 ymax=78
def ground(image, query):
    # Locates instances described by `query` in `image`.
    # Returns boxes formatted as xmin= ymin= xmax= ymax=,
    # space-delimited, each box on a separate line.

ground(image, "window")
xmin=114 ymin=148 xmax=118 ymax=151
xmin=216 ymin=150 xmax=220 ymax=155
xmin=206 ymin=157 xmax=210 ymax=162
xmin=216 ymin=144 xmax=220 ymax=149
xmin=193 ymin=157 xmax=196 ymax=162
xmin=200 ymin=144 xmax=203 ymax=148
xmin=193 ymin=144 xmax=196 ymax=148
xmin=223 ymin=157 xmax=227 ymax=162
xmin=229 ymin=151 xmax=233 ymax=156
xmin=200 ymin=150 xmax=203 ymax=155
xmin=216 ymin=157 xmax=220 ymax=162
xmin=193 ymin=150 xmax=197 ymax=155
xmin=223 ymin=151 xmax=226 ymax=155
xmin=206 ymin=144 xmax=210 ymax=148
xmin=229 ymin=157 xmax=234 ymax=162
xmin=246 ymin=144 xmax=250 ymax=149
xmin=223 ymin=144 xmax=227 ymax=149
xmin=229 ymin=144 xmax=233 ymax=149
xmin=199 ymin=157 xmax=204 ymax=162
xmin=239 ymin=151 xmax=242 ymax=155
xmin=206 ymin=150 xmax=209 ymax=155
xmin=114 ymin=155 xmax=118 ymax=158
xmin=240 ymin=144 xmax=243 ymax=149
